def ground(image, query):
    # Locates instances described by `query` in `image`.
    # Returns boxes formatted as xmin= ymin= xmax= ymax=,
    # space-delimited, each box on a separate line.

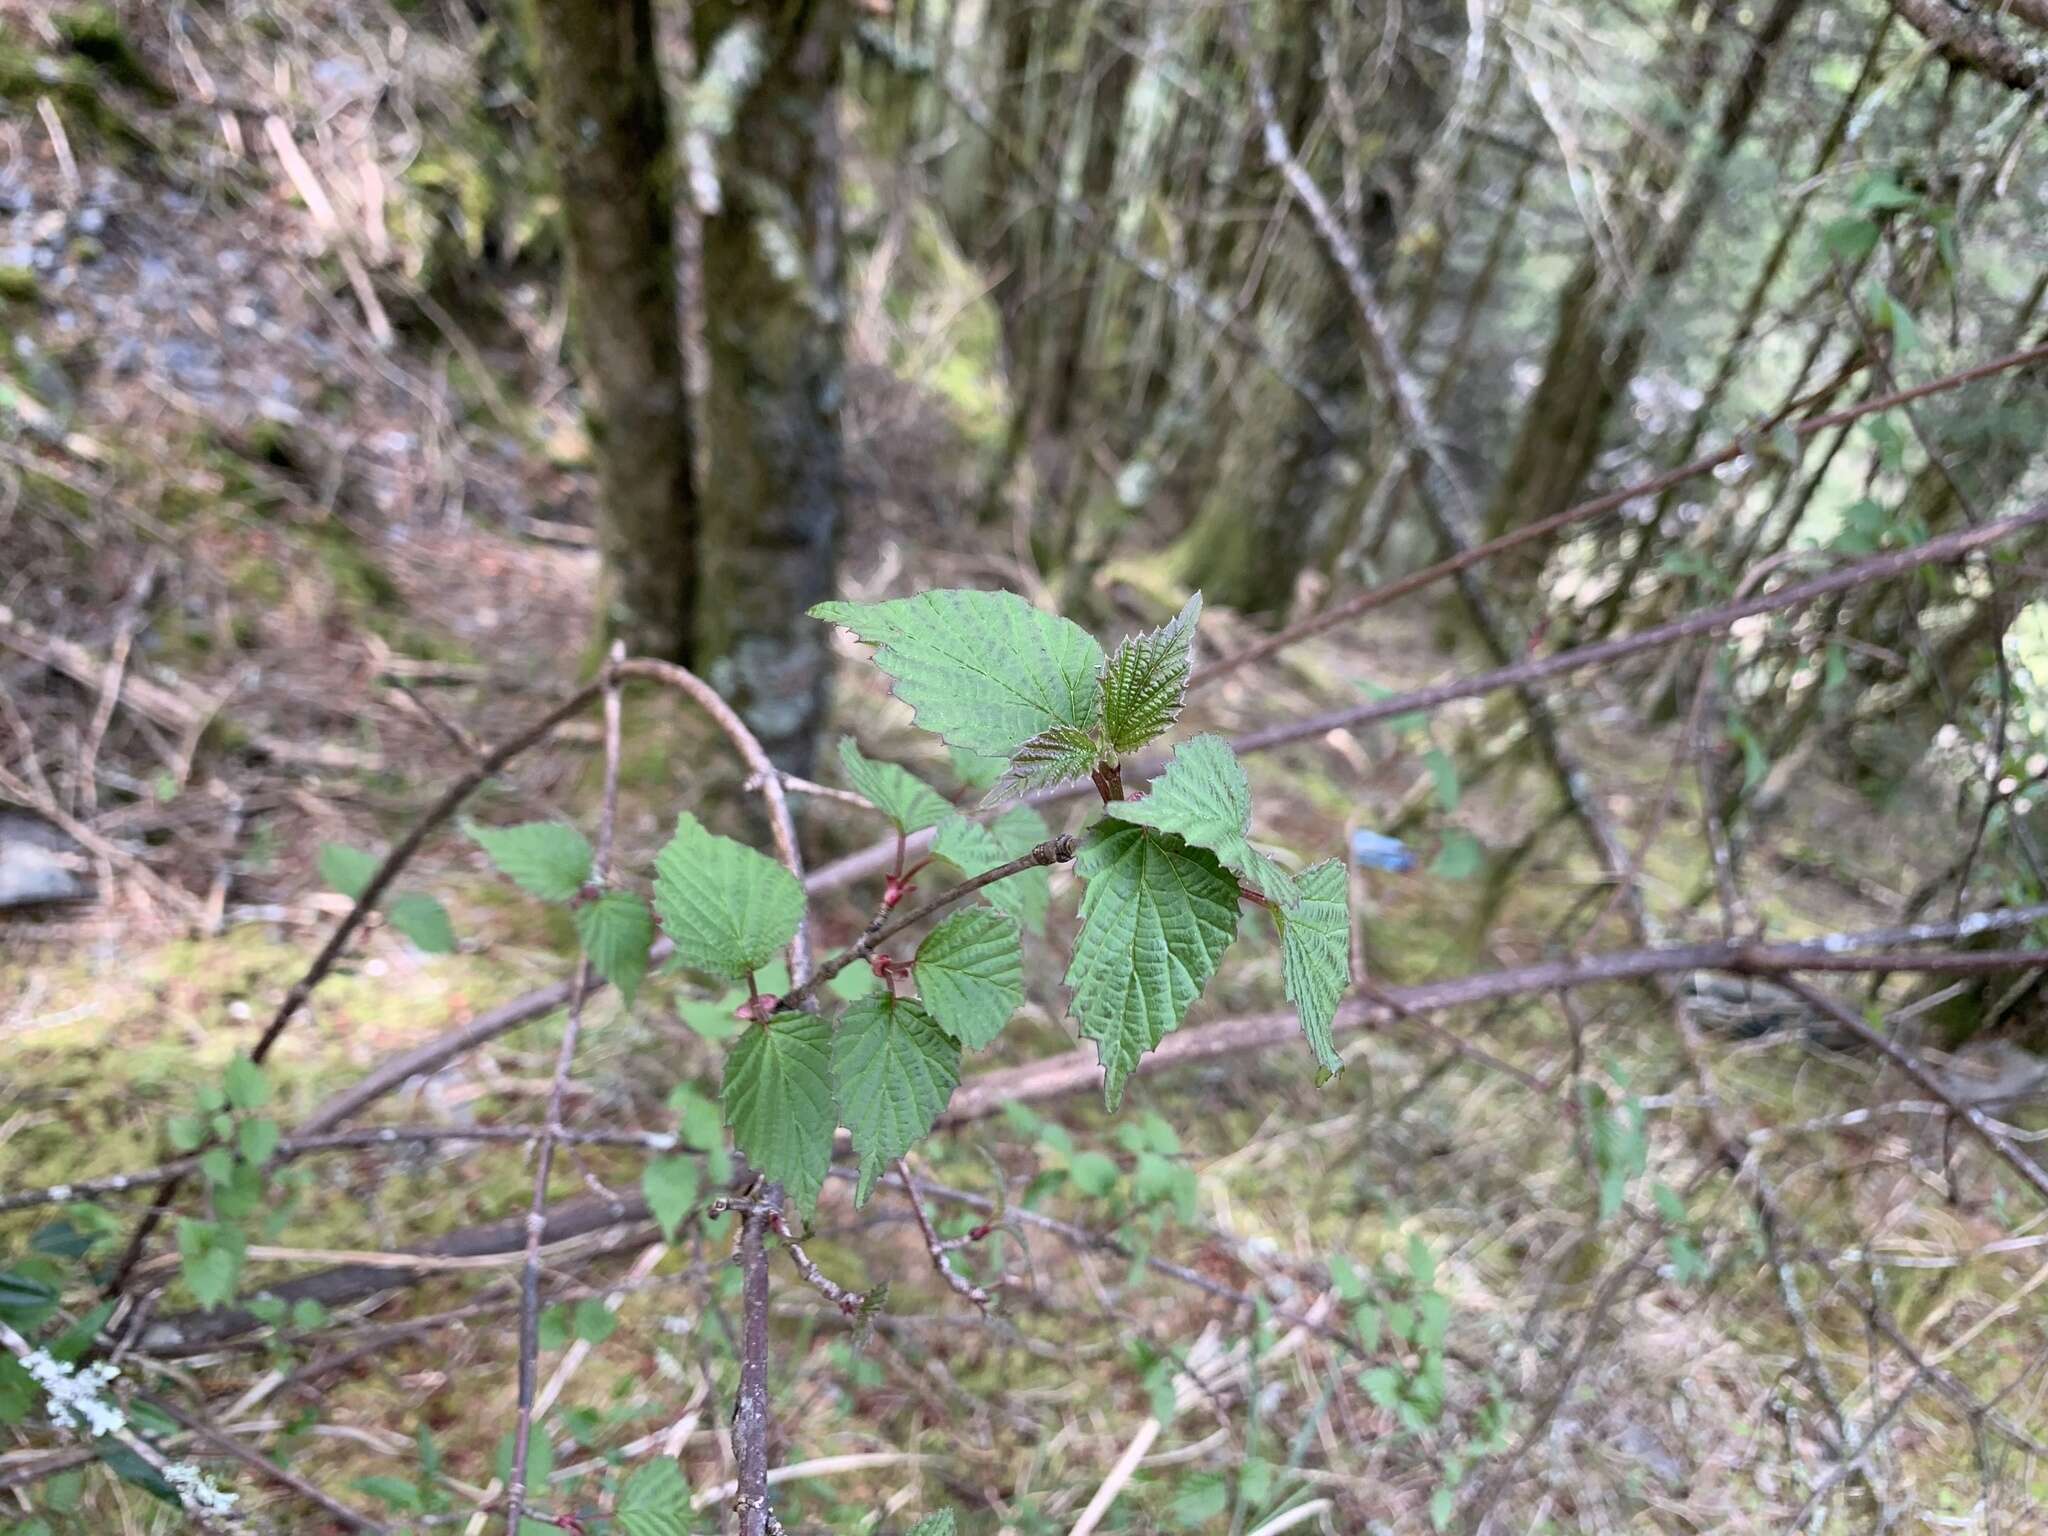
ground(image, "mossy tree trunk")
xmin=528 ymin=0 xmax=699 ymax=661
xmin=692 ymin=0 xmax=850 ymax=773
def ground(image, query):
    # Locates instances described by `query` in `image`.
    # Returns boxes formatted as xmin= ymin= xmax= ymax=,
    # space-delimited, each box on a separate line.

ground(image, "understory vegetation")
xmin=4 ymin=0 xmax=2048 ymax=1533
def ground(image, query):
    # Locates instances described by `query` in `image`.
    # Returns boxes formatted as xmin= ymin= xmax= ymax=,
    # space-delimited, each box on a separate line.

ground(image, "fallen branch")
xmin=129 ymin=921 xmax=2048 ymax=1349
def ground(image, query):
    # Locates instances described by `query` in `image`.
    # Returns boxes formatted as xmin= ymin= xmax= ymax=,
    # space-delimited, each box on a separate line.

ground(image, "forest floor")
xmin=3 ymin=5 xmax=2046 ymax=1534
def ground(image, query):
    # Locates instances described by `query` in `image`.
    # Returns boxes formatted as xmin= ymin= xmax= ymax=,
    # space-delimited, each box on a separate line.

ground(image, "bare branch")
xmin=789 ymin=834 xmax=1078 ymax=1008
xmin=504 ymin=644 xmax=625 ymax=1534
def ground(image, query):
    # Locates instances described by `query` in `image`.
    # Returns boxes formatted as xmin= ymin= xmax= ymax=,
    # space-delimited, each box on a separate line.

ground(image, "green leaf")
xmin=0 ymin=1357 xmax=34 ymax=1424
xmin=317 ymin=842 xmax=379 ymax=901
xmin=388 ymin=892 xmax=456 ymax=953
xmin=290 ymin=1297 xmax=327 ymax=1330
xmin=198 ymin=1148 xmax=234 ymax=1187
xmin=617 ymin=1459 xmax=692 ymax=1536
xmin=1850 ymin=170 xmax=1919 ymax=213
xmin=571 ymin=1297 xmax=617 ymax=1344
xmin=223 ymin=1057 xmax=270 ymax=1110
xmin=838 ymin=739 xmax=952 ymax=834
xmin=575 ymin=890 xmax=655 ymax=1006
xmin=1105 ymin=733 xmax=1296 ymax=903
xmin=237 ymin=1117 xmax=281 ymax=1166
xmin=652 ymin=812 xmax=804 ymax=980
xmin=1409 ymin=1234 xmax=1437 ymax=1290
xmin=723 ymin=1013 xmax=836 ymax=1220
xmin=0 ymin=1269 xmax=58 ymax=1328
xmin=1430 ymin=1485 xmax=1455 ymax=1530
xmin=1068 ymin=1150 xmax=1119 ymax=1198
xmin=932 ymin=811 xmax=1051 ymax=935
xmin=1100 ymin=592 xmax=1200 ymax=755
xmin=494 ymin=1427 xmax=554 ymax=1490
xmin=99 ymin=1442 xmax=176 ymax=1503
xmin=467 ymin=821 xmax=593 ymax=902
xmin=176 ymin=1219 xmax=244 ymax=1310
xmin=811 ymin=588 xmax=1104 ymax=757
xmin=906 ymin=1514 xmax=957 ymax=1536
xmin=354 ymin=1476 xmax=428 ymax=1513
xmin=668 ymin=1084 xmax=725 ymax=1151
xmin=1430 ymin=830 xmax=1483 ymax=880
xmin=1884 ymin=290 xmax=1921 ymax=354
xmin=166 ymin=1114 xmax=205 ymax=1152
xmin=642 ymin=1156 xmax=701 ymax=1242
xmin=833 ymin=996 xmax=960 ymax=1204
xmin=985 ymin=723 xmax=1102 ymax=805
xmin=1064 ymin=821 xmax=1240 ymax=1109
xmin=1820 ymin=215 xmax=1878 ymax=264
xmin=1169 ymin=1476 xmax=1228 ymax=1529
xmin=1275 ymin=859 xmax=1351 ymax=1077
xmin=949 ymin=745 xmax=1006 ymax=790
xmin=1423 ymin=748 xmax=1459 ymax=813
xmin=914 ymin=909 xmax=1023 ymax=1049
xmin=537 ymin=1306 xmax=569 ymax=1351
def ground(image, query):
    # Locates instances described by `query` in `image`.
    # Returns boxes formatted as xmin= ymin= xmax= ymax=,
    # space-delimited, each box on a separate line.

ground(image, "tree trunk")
xmin=1171 ymin=288 xmax=1359 ymax=619
xmin=692 ymin=0 xmax=850 ymax=774
xmin=1480 ymin=0 xmax=1805 ymax=566
xmin=528 ymin=0 xmax=698 ymax=661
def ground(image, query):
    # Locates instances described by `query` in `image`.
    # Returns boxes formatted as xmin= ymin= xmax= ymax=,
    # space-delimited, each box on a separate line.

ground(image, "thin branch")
xmin=1777 ymin=977 xmax=2048 ymax=1206
xmin=789 ymin=834 xmax=1079 ymax=1008
xmin=504 ymin=646 xmax=624 ymax=1535
xmin=144 ymin=1393 xmax=389 ymax=1534
xmin=0 ymin=1124 xmax=687 ymax=1216
xmin=611 ymin=657 xmax=811 ymax=1536
xmin=1228 ymin=501 xmax=2048 ymax=757
xmin=0 ymin=1321 xmax=240 ymax=1533
xmin=103 ymin=679 xmax=606 ymax=1295
xmin=893 ymin=1158 xmax=991 ymax=1309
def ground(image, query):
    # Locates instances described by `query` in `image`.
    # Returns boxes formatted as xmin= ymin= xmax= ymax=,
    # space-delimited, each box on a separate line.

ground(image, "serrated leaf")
xmin=571 ymin=1297 xmax=617 ymax=1344
xmin=1821 ymin=216 xmax=1878 ymax=264
xmin=914 ymin=909 xmax=1023 ymax=1049
xmin=223 ymin=1058 xmax=269 ymax=1110
xmin=1276 ymin=859 xmax=1351 ymax=1076
xmin=1431 ymin=829 xmax=1483 ymax=880
xmin=617 ymin=1459 xmax=691 ymax=1536
xmin=388 ymin=892 xmax=456 ymax=953
xmin=932 ymin=811 xmax=1051 ymax=935
xmin=838 ymin=738 xmax=953 ymax=834
xmin=1064 ymin=822 xmax=1239 ymax=1109
xmin=176 ymin=1220 xmax=244 ymax=1310
xmin=811 ymin=589 xmax=1104 ymax=757
xmin=575 ymin=890 xmax=654 ymax=1006
xmin=237 ymin=1117 xmax=281 ymax=1166
xmin=1850 ymin=170 xmax=1918 ymax=213
xmin=949 ymin=745 xmax=1006 ymax=790
xmin=642 ymin=1156 xmax=700 ymax=1242
xmin=653 ymin=812 xmax=804 ymax=980
xmin=833 ymin=996 xmax=960 ymax=1204
xmin=467 ymin=821 xmax=593 ymax=902
xmin=723 ymin=1013 xmax=835 ymax=1220
xmin=1105 ymin=733 xmax=1296 ymax=903
xmin=317 ymin=842 xmax=378 ymax=901
xmin=1100 ymin=592 xmax=1200 ymax=754
xmin=984 ymin=723 xmax=1101 ymax=805
xmin=354 ymin=1475 xmax=428 ymax=1513
xmin=537 ymin=1305 xmax=568 ymax=1351
xmin=907 ymin=1513 xmax=957 ymax=1536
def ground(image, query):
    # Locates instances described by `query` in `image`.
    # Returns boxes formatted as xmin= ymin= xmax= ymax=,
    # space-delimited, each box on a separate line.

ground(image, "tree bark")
xmin=528 ymin=0 xmax=699 ymax=661
xmin=692 ymin=0 xmax=850 ymax=774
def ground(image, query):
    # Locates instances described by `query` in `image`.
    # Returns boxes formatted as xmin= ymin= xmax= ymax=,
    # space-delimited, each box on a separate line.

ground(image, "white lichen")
xmin=22 ymin=1348 xmax=126 ymax=1437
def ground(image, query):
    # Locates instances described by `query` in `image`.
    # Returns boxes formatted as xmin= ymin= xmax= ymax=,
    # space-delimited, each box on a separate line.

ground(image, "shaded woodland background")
xmin=4 ymin=0 xmax=2048 ymax=1530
